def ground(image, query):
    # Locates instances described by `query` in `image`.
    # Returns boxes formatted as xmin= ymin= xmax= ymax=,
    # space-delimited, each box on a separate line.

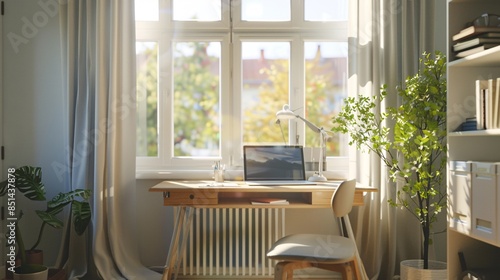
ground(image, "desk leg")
xmin=162 ymin=206 xmax=186 ymax=280
xmin=173 ymin=207 xmax=194 ymax=279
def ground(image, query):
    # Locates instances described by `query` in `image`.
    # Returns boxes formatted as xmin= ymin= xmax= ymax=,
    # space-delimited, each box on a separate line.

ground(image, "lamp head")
xmin=276 ymin=104 xmax=297 ymax=120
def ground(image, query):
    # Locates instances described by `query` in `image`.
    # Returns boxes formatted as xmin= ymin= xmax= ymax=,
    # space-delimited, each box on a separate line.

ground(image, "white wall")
xmin=136 ymin=179 xmax=172 ymax=267
xmin=3 ymin=0 xmax=68 ymax=266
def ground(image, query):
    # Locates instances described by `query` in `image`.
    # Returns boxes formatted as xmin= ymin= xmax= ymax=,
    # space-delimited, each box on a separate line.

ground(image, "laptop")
xmin=243 ymin=145 xmax=316 ymax=185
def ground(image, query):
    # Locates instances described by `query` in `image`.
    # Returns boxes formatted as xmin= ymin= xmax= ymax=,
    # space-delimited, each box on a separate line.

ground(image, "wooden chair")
xmin=266 ymin=179 xmax=365 ymax=280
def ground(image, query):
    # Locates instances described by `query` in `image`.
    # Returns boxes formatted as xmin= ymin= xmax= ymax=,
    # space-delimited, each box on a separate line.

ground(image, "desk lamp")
xmin=276 ymin=104 xmax=327 ymax=182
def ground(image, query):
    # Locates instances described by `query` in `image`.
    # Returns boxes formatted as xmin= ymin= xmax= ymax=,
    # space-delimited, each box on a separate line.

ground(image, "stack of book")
xmin=475 ymin=78 xmax=500 ymax=130
xmin=250 ymin=198 xmax=289 ymax=205
xmin=452 ymin=26 xmax=500 ymax=58
xmin=455 ymin=117 xmax=477 ymax=132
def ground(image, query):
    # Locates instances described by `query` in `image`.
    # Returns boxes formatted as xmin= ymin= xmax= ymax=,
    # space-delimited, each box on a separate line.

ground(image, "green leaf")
xmin=72 ymin=201 xmax=92 ymax=235
xmin=35 ymin=210 xmax=63 ymax=229
xmin=48 ymin=189 xmax=92 ymax=209
xmin=14 ymin=166 xmax=46 ymax=201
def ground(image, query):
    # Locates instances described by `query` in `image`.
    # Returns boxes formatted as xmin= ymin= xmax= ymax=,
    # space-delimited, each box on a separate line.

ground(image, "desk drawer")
xmin=163 ymin=190 xmax=218 ymax=206
xmin=311 ymin=190 xmax=365 ymax=206
xmin=311 ymin=190 xmax=335 ymax=205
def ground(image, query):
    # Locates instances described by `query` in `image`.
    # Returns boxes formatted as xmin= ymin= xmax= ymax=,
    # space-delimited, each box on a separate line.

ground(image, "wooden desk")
xmin=150 ymin=180 xmax=375 ymax=280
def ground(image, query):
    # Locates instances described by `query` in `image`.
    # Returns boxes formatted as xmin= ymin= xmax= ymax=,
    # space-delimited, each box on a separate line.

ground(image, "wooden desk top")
xmin=150 ymin=180 xmax=376 ymax=208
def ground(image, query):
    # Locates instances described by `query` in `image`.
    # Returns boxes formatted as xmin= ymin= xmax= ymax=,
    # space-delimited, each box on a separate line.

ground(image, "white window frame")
xmin=135 ymin=0 xmax=349 ymax=179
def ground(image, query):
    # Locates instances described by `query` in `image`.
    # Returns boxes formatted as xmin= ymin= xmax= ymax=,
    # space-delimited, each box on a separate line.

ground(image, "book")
xmin=455 ymin=117 xmax=478 ymax=132
xmin=475 ymin=78 xmax=500 ymax=130
xmin=476 ymin=80 xmax=488 ymax=130
xmin=461 ymin=123 xmax=477 ymax=131
xmin=487 ymin=79 xmax=497 ymax=129
xmin=494 ymin=78 xmax=500 ymax=129
xmin=478 ymin=32 xmax=500 ymax=39
xmin=452 ymin=26 xmax=500 ymax=42
xmin=453 ymin=37 xmax=500 ymax=52
xmin=455 ymin=44 xmax=499 ymax=58
xmin=251 ymin=198 xmax=289 ymax=205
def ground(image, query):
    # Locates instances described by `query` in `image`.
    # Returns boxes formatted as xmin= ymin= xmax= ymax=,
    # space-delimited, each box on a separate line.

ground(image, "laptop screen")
xmin=243 ymin=145 xmax=306 ymax=181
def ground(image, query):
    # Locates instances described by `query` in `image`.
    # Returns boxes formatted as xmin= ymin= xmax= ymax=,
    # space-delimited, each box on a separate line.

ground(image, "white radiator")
xmin=178 ymin=208 xmax=285 ymax=277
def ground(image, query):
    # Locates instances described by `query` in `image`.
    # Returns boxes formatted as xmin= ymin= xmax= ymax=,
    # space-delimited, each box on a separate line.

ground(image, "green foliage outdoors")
xmin=0 ymin=166 xmax=92 ymax=267
xmin=243 ymin=55 xmax=343 ymax=156
xmin=331 ymin=51 xmax=447 ymax=268
xmin=136 ymin=42 xmax=346 ymax=157
xmin=243 ymin=60 xmax=290 ymax=144
xmin=305 ymin=55 xmax=344 ymax=155
xmin=136 ymin=43 xmax=158 ymax=157
xmin=173 ymin=42 xmax=220 ymax=157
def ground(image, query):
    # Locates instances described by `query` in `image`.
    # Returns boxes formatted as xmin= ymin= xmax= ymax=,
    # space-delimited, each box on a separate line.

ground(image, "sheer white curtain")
xmin=59 ymin=1 xmax=160 ymax=279
xmin=347 ymin=0 xmax=436 ymax=279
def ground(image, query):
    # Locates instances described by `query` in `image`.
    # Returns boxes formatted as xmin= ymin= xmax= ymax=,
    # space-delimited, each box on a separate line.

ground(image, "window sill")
xmin=136 ymin=169 xmax=244 ymax=180
xmin=136 ymin=169 xmax=347 ymax=181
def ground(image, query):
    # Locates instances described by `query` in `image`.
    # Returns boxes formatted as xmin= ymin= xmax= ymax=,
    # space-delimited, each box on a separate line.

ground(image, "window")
xmin=135 ymin=0 xmax=348 ymax=177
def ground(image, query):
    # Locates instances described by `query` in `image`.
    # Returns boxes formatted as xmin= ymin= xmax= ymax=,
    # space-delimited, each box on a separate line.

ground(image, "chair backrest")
xmin=331 ymin=179 xmax=356 ymax=218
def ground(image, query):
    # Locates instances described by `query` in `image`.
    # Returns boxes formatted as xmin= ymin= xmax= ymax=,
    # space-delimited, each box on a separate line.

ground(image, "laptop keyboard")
xmin=245 ymin=180 xmax=317 ymax=186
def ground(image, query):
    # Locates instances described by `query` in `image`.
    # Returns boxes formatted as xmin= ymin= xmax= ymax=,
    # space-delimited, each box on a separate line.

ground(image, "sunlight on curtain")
xmin=59 ymin=1 xmax=161 ymax=279
xmin=347 ymin=0 xmax=437 ymax=279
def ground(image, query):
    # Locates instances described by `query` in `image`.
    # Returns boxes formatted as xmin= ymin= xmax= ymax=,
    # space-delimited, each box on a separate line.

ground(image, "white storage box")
xmin=471 ymin=162 xmax=497 ymax=244
xmin=498 ymin=162 xmax=500 ymax=245
xmin=449 ymin=161 xmax=472 ymax=234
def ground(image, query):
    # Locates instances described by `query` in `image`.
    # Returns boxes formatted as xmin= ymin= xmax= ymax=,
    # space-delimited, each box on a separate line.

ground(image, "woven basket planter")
xmin=400 ymin=259 xmax=447 ymax=280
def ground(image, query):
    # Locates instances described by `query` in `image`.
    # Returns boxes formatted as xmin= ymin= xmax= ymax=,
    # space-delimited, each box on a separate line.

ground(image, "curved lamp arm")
xmin=275 ymin=104 xmax=327 ymax=182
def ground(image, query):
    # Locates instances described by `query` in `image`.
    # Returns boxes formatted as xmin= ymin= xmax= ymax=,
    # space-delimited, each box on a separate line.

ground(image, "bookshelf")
xmin=447 ymin=1 xmax=500 ymax=279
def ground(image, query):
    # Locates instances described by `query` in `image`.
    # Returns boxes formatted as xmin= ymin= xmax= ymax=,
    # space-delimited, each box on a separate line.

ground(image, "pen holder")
xmin=214 ymin=169 xmax=224 ymax=182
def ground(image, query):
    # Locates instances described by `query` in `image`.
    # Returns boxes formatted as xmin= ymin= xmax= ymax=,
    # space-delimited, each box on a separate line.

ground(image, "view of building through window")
xmin=241 ymin=42 xmax=290 ymax=145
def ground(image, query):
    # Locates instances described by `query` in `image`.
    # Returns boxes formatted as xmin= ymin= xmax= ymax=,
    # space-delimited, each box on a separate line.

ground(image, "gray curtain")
xmin=59 ymin=1 xmax=160 ymax=279
xmin=347 ymin=0 xmax=436 ymax=279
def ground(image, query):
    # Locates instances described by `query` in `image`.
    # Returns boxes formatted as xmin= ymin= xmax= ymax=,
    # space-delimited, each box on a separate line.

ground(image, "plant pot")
xmin=25 ymin=250 xmax=44 ymax=265
xmin=5 ymin=250 xmax=44 ymax=279
xmin=13 ymin=264 xmax=48 ymax=280
xmin=400 ymin=259 xmax=447 ymax=280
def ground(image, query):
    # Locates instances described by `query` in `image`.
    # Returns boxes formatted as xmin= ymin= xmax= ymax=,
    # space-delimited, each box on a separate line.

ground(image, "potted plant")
xmin=1 ymin=166 xmax=92 ymax=279
xmin=331 ymin=52 xmax=447 ymax=275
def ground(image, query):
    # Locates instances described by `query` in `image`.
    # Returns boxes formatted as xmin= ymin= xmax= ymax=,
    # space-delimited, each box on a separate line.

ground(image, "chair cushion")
xmin=267 ymin=233 xmax=356 ymax=263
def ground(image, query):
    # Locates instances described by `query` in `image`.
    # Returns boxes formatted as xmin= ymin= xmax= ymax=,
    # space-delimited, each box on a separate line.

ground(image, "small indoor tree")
xmin=331 ymin=51 xmax=447 ymax=269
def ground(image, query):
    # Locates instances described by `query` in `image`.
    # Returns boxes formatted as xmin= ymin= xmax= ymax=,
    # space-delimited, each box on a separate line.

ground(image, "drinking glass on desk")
xmin=214 ymin=169 xmax=224 ymax=182
xmin=212 ymin=161 xmax=225 ymax=183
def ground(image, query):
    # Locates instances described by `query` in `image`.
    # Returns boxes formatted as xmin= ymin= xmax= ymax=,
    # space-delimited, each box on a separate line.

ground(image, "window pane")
xmin=173 ymin=42 xmax=221 ymax=157
xmin=135 ymin=0 xmax=159 ymax=21
xmin=242 ymin=42 xmax=290 ymax=144
xmin=304 ymin=0 xmax=348 ymax=22
xmin=173 ymin=0 xmax=221 ymax=22
xmin=241 ymin=0 xmax=290 ymax=22
xmin=136 ymin=42 xmax=159 ymax=157
xmin=304 ymin=42 xmax=347 ymax=156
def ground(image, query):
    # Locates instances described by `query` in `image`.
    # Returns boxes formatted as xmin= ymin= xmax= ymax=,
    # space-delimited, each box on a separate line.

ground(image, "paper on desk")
xmin=201 ymin=182 xmax=241 ymax=187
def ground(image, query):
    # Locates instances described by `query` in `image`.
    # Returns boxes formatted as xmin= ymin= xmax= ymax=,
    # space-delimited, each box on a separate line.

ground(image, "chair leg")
xmin=274 ymin=262 xmax=293 ymax=280
xmin=274 ymin=261 xmax=316 ymax=280
xmin=317 ymin=263 xmax=353 ymax=280
xmin=341 ymin=263 xmax=353 ymax=280
xmin=274 ymin=261 xmax=365 ymax=280
xmin=286 ymin=267 xmax=293 ymax=280
xmin=351 ymin=259 xmax=362 ymax=280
